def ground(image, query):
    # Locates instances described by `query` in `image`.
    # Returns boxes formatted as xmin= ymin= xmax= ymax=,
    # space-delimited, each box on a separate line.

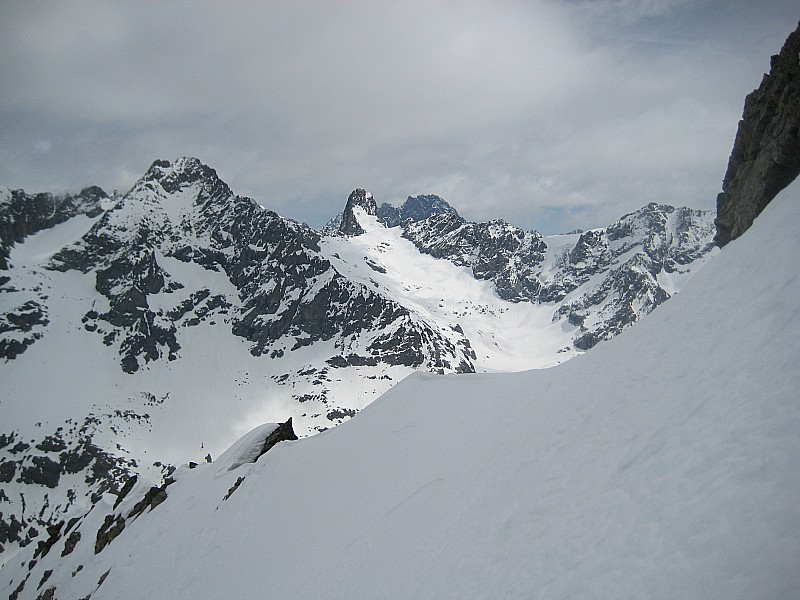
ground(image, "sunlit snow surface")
xmin=6 ymin=184 xmax=798 ymax=599
xmin=321 ymin=211 xmax=577 ymax=373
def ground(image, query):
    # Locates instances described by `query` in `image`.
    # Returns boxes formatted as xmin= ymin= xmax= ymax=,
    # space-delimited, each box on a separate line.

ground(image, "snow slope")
xmin=321 ymin=220 xmax=577 ymax=372
xmin=5 ymin=183 xmax=798 ymax=598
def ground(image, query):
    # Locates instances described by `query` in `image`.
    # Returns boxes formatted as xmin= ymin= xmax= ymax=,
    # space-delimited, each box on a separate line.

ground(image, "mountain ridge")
xmin=2 ymin=166 xmax=796 ymax=600
xmin=0 ymin=156 xmax=714 ymax=560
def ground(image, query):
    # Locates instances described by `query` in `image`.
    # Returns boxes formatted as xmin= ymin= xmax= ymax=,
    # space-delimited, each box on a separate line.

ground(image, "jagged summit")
xmin=328 ymin=191 xmax=461 ymax=234
xmin=715 ymin=21 xmax=800 ymax=246
xmin=7 ymin=178 xmax=797 ymax=600
xmin=402 ymin=201 xmax=715 ymax=348
xmin=339 ymin=188 xmax=378 ymax=236
xmin=2 ymin=20 xmax=799 ymax=596
xmin=133 ymin=157 xmax=233 ymax=199
xmin=377 ymin=194 xmax=461 ymax=228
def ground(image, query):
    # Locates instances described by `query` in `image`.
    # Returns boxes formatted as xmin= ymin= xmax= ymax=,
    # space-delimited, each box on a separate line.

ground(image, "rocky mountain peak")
xmin=715 ymin=21 xmax=800 ymax=246
xmin=138 ymin=157 xmax=231 ymax=197
xmin=76 ymin=185 xmax=109 ymax=203
xmin=339 ymin=188 xmax=378 ymax=236
xmin=377 ymin=194 xmax=461 ymax=228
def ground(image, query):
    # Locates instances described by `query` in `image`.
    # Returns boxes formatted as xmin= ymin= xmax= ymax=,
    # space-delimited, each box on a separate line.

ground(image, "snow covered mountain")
xmin=0 ymin=158 xmax=714 ymax=560
xmin=3 ymin=20 xmax=799 ymax=598
xmin=2 ymin=160 xmax=797 ymax=600
xmin=402 ymin=201 xmax=715 ymax=349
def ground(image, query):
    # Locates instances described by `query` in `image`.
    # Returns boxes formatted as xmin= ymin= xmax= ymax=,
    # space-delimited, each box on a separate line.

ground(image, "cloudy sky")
xmin=1 ymin=1 xmax=797 ymax=233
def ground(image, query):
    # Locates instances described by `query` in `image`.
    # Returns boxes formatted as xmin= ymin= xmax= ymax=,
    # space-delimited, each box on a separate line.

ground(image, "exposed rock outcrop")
xmin=715 ymin=21 xmax=800 ymax=246
xmin=0 ymin=418 xmax=140 ymax=556
xmin=0 ymin=186 xmax=109 ymax=270
xmin=0 ymin=157 xmax=716 ymax=566
xmin=339 ymin=188 xmax=378 ymax=236
xmin=377 ymin=195 xmax=460 ymax=227
xmin=258 ymin=418 xmax=298 ymax=457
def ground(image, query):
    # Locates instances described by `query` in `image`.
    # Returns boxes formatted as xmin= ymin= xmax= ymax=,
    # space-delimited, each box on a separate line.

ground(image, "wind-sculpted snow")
xmin=4 ymin=181 xmax=797 ymax=600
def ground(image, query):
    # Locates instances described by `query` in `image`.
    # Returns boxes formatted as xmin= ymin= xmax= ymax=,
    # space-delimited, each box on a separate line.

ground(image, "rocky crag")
xmin=338 ymin=188 xmax=378 ymax=236
xmin=377 ymin=195 xmax=459 ymax=228
xmin=715 ymin=20 xmax=800 ymax=246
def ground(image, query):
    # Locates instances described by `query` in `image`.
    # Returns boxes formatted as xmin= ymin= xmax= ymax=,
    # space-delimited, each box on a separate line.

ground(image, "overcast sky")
xmin=1 ymin=1 xmax=797 ymax=233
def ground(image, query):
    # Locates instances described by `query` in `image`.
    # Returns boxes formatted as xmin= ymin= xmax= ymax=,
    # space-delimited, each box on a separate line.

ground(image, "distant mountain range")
xmin=0 ymin=157 xmax=715 ymax=558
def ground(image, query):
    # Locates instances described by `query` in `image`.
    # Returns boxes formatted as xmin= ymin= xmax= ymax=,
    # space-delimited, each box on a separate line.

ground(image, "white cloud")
xmin=0 ymin=0 xmax=797 ymax=232
xmin=33 ymin=140 xmax=53 ymax=153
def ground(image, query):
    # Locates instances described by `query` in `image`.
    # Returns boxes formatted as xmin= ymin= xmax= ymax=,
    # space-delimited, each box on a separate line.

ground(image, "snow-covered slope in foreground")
xmin=5 ymin=186 xmax=800 ymax=599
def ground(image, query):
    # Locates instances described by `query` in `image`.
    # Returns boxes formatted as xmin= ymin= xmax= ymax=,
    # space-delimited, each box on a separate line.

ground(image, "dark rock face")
xmin=61 ymin=529 xmax=81 ymax=557
xmin=96 ymin=477 xmax=173 ymax=554
xmin=0 ymin=157 xmax=716 ymax=567
xmin=339 ymin=188 xmax=378 ymax=236
xmin=258 ymin=418 xmax=298 ymax=457
xmin=547 ymin=204 xmax=715 ymax=348
xmin=18 ymin=456 xmax=61 ymax=488
xmin=715 ymin=21 xmax=800 ymax=246
xmin=0 ymin=186 xmax=108 ymax=270
xmin=126 ymin=482 xmax=170 ymax=521
xmin=0 ymin=460 xmax=16 ymax=482
xmin=33 ymin=523 xmax=63 ymax=560
xmin=0 ymin=417 xmax=139 ymax=555
xmin=2 ymin=156 xmax=477 ymax=412
xmin=0 ymin=159 xmax=479 ymax=554
xmin=0 ymin=299 xmax=49 ymax=360
xmin=403 ymin=213 xmax=548 ymax=302
xmin=0 ymin=187 xmax=109 ymax=358
xmin=377 ymin=195 xmax=460 ymax=227
xmin=376 ymin=204 xmax=400 ymax=227
xmin=94 ymin=514 xmax=126 ymax=554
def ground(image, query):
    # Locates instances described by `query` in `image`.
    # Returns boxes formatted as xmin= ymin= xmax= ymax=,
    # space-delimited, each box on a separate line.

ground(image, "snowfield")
xmin=321 ymin=209 xmax=578 ymax=373
xmin=3 ymin=183 xmax=798 ymax=598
